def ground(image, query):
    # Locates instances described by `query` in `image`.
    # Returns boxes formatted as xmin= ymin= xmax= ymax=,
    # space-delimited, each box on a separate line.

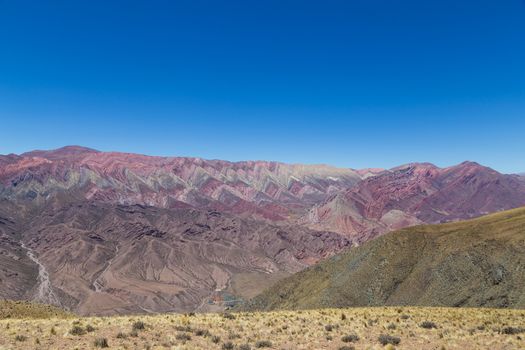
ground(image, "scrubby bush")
xmin=176 ymin=333 xmax=191 ymax=341
xmin=132 ymin=320 xmax=146 ymax=331
xmin=502 ymin=327 xmax=525 ymax=335
xmin=222 ymin=341 xmax=235 ymax=350
xmin=194 ymin=328 xmax=210 ymax=336
xmin=15 ymin=335 xmax=27 ymax=342
xmin=116 ymin=332 xmax=127 ymax=339
xmin=239 ymin=344 xmax=251 ymax=350
xmin=94 ymin=337 xmax=109 ymax=348
xmin=255 ymin=340 xmax=272 ymax=348
xmin=70 ymin=325 xmax=86 ymax=336
xmin=338 ymin=346 xmax=355 ymax=350
xmin=341 ymin=334 xmax=359 ymax=342
xmin=211 ymin=335 xmax=221 ymax=344
xmin=378 ymin=334 xmax=401 ymax=345
xmin=420 ymin=321 xmax=438 ymax=329
xmin=175 ymin=325 xmax=193 ymax=332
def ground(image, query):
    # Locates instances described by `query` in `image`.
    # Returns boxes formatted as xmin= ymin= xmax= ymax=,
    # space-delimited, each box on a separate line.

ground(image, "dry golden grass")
xmin=0 ymin=300 xmax=72 ymax=320
xmin=0 ymin=307 xmax=524 ymax=349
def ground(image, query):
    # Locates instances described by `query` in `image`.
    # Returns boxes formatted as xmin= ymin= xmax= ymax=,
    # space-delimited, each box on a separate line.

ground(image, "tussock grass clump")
xmin=338 ymin=346 xmax=355 ymax=350
xmin=222 ymin=341 xmax=235 ymax=349
xmin=94 ymin=337 xmax=109 ymax=348
xmin=255 ymin=340 xmax=272 ymax=348
xmin=175 ymin=325 xmax=193 ymax=332
xmin=116 ymin=331 xmax=127 ymax=339
xmin=176 ymin=333 xmax=191 ymax=341
xmin=239 ymin=344 xmax=251 ymax=350
xmin=502 ymin=326 xmax=525 ymax=335
xmin=228 ymin=332 xmax=241 ymax=339
xmin=211 ymin=335 xmax=221 ymax=343
xmin=378 ymin=334 xmax=401 ymax=345
xmin=86 ymin=324 xmax=95 ymax=332
xmin=132 ymin=320 xmax=146 ymax=331
xmin=15 ymin=334 xmax=27 ymax=342
xmin=341 ymin=334 xmax=359 ymax=342
xmin=420 ymin=321 xmax=438 ymax=329
xmin=70 ymin=325 xmax=86 ymax=336
xmin=222 ymin=313 xmax=236 ymax=320
xmin=194 ymin=328 xmax=210 ymax=336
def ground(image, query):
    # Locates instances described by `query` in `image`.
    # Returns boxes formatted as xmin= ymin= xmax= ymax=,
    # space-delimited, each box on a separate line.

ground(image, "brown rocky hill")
xmin=243 ymin=207 xmax=525 ymax=311
xmin=1 ymin=202 xmax=349 ymax=315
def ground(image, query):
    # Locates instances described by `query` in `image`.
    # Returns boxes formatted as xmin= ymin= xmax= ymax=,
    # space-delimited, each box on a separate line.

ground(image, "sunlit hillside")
xmin=0 ymin=303 xmax=524 ymax=349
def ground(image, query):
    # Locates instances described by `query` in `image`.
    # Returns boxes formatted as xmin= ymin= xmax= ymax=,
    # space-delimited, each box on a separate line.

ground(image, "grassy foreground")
xmin=0 ymin=307 xmax=524 ymax=349
xmin=0 ymin=300 xmax=72 ymax=320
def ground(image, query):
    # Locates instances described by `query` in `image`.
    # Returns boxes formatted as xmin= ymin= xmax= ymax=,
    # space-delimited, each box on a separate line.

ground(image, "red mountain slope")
xmin=303 ymin=162 xmax=525 ymax=241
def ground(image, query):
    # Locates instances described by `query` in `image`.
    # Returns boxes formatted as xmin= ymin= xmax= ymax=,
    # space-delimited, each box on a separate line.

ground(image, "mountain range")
xmin=1 ymin=146 xmax=525 ymax=314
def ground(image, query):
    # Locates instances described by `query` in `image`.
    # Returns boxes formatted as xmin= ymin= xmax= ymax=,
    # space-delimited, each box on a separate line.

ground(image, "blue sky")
xmin=1 ymin=0 xmax=524 ymax=173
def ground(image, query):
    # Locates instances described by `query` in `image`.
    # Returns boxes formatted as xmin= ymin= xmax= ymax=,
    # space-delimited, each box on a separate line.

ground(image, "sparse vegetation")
xmin=195 ymin=328 xmax=209 ymax=336
xmin=222 ymin=341 xmax=235 ymax=349
xmin=0 ymin=306 xmax=524 ymax=349
xmin=255 ymin=340 xmax=272 ymax=348
xmin=132 ymin=320 xmax=146 ymax=331
xmin=222 ymin=312 xmax=236 ymax=320
xmin=325 ymin=324 xmax=335 ymax=331
xmin=502 ymin=326 xmax=525 ymax=335
xmin=14 ymin=335 xmax=27 ymax=342
xmin=94 ymin=337 xmax=109 ymax=348
xmin=420 ymin=321 xmax=438 ymax=329
xmin=211 ymin=335 xmax=221 ymax=344
xmin=378 ymin=334 xmax=401 ymax=345
xmin=116 ymin=331 xmax=127 ymax=339
xmin=0 ymin=300 xmax=71 ymax=319
xmin=176 ymin=332 xmax=191 ymax=341
xmin=341 ymin=334 xmax=359 ymax=342
xmin=338 ymin=346 xmax=355 ymax=350
xmin=69 ymin=325 xmax=86 ymax=336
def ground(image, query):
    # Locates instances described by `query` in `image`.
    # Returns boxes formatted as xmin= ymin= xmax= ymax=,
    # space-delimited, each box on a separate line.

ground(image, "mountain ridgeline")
xmin=243 ymin=207 xmax=525 ymax=311
xmin=1 ymin=146 xmax=525 ymax=315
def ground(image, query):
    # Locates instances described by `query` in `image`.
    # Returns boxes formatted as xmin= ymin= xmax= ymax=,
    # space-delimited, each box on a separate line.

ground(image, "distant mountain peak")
xmin=22 ymin=145 xmax=99 ymax=158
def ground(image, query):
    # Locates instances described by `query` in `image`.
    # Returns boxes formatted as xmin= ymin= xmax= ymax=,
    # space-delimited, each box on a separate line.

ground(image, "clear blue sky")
xmin=1 ymin=1 xmax=524 ymax=173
